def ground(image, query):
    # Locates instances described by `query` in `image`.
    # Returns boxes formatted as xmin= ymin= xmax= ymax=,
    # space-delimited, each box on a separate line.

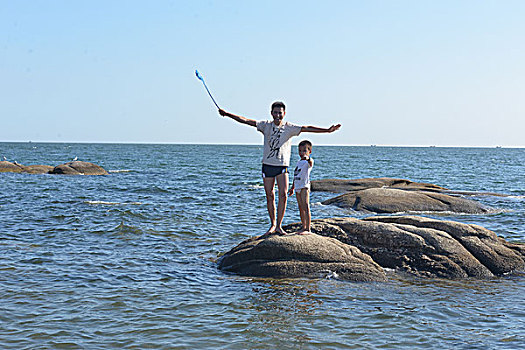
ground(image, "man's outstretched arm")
xmin=219 ymin=109 xmax=257 ymax=127
xmin=301 ymin=124 xmax=341 ymax=133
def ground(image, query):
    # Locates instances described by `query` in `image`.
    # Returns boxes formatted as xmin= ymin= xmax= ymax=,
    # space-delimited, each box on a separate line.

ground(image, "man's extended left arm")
xmin=301 ymin=124 xmax=341 ymax=133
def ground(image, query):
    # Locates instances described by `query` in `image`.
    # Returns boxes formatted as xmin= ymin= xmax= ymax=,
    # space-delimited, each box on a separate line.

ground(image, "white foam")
xmin=109 ymin=169 xmax=133 ymax=173
xmin=325 ymin=271 xmax=340 ymax=279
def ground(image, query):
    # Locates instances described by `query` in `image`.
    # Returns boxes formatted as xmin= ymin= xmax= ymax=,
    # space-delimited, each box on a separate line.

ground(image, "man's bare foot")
xmin=264 ymin=225 xmax=275 ymax=236
xmin=275 ymin=227 xmax=287 ymax=235
xmin=263 ymin=225 xmax=276 ymax=237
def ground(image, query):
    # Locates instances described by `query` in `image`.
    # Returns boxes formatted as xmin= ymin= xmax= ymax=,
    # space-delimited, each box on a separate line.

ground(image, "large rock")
xmin=322 ymin=188 xmax=491 ymax=214
xmin=312 ymin=177 xmax=446 ymax=193
xmin=0 ymin=161 xmax=24 ymax=173
xmin=22 ymin=165 xmax=55 ymax=174
xmin=219 ymin=233 xmax=387 ymax=281
xmin=1 ymin=160 xmax=108 ymax=175
xmin=50 ymin=161 xmax=108 ymax=175
xmin=285 ymin=216 xmax=525 ymax=279
xmin=220 ymin=216 xmax=524 ymax=280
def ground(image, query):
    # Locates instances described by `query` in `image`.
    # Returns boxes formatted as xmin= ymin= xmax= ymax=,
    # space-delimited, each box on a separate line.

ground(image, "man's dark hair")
xmin=271 ymin=101 xmax=286 ymax=111
xmin=298 ymin=140 xmax=312 ymax=151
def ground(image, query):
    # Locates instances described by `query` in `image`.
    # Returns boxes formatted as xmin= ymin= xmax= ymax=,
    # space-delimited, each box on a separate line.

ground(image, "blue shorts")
xmin=262 ymin=164 xmax=288 ymax=178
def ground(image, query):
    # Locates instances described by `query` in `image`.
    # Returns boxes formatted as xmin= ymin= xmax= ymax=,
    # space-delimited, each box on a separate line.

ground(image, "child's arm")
xmin=288 ymin=183 xmax=295 ymax=196
xmin=301 ymin=124 xmax=341 ymax=133
xmin=219 ymin=109 xmax=257 ymax=127
xmin=306 ymin=157 xmax=313 ymax=167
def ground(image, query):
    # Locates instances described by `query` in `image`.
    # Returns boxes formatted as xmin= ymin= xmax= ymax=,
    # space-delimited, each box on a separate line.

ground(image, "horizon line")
xmin=1 ymin=140 xmax=523 ymax=149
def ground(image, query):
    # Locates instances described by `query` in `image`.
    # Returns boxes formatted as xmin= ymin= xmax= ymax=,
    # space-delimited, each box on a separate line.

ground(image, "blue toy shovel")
xmin=195 ymin=70 xmax=220 ymax=109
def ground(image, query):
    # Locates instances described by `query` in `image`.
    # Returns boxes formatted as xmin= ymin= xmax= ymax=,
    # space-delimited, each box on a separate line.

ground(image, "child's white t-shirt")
xmin=293 ymin=158 xmax=314 ymax=190
xmin=256 ymin=121 xmax=302 ymax=166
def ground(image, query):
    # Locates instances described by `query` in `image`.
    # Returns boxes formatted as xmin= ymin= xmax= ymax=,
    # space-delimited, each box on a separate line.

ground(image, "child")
xmin=219 ymin=103 xmax=340 ymax=235
xmin=288 ymin=140 xmax=314 ymax=234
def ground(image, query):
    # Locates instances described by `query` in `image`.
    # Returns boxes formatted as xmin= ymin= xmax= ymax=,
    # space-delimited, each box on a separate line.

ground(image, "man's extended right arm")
xmin=218 ymin=109 xmax=257 ymax=127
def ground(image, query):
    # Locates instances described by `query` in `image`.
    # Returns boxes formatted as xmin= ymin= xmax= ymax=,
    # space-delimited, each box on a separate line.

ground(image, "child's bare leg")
xmin=263 ymin=177 xmax=277 ymax=234
xmin=296 ymin=190 xmax=307 ymax=233
xmin=297 ymin=188 xmax=311 ymax=234
xmin=274 ymin=173 xmax=288 ymax=235
xmin=304 ymin=188 xmax=311 ymax=232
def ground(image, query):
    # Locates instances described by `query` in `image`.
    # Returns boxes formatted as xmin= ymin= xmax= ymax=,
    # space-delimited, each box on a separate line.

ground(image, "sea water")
xmin=1 ymin=143 xmax=524 ymax=349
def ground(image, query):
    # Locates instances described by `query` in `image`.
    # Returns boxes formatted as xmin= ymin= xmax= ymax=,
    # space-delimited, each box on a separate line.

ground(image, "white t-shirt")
xmin=293 ymin=158 xmax=314 ymax=190
xmin=256 ymin=120 xmax=302 ymax=166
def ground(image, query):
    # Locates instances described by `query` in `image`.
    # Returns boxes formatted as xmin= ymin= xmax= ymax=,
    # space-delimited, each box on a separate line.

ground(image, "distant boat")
xmin=496 ymin=146 xmax=502 ymax=149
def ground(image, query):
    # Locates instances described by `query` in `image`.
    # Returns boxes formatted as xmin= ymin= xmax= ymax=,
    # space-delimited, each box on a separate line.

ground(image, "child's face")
xmin=271 ymin=107 xmax=285 ymax=125
xmin=298 ymin=145 xmax=311 ymax=159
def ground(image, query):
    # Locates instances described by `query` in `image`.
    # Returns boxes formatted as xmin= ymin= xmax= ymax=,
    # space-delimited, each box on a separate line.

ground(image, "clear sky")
xmin=1 ymin=0 xmax=524 ymax=146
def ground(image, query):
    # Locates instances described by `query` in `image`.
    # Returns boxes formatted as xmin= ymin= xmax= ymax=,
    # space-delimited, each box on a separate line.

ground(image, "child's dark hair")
xmin=298 ymin=140 xmax=312 ymax=151
xmin=271 ymin=101 xmax=286 ymax=111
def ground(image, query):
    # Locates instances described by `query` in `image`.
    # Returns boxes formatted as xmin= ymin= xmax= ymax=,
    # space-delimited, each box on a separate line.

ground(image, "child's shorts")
xmin=262 ymin=164 xmax=288 ymax=178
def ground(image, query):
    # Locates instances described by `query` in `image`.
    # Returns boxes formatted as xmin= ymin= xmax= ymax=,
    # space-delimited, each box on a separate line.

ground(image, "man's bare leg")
xmin=275 ymin=173 xmax=289 ymax=235
xmin=263 ymin=177 xmax=277 ymax=235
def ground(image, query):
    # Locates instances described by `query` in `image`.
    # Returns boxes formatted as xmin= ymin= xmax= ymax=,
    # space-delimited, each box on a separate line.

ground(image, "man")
xmin=219 ymin=102 xmax=341 ymax=235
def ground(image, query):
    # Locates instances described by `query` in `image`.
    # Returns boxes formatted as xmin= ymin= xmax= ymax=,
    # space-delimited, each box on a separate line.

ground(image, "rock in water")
xmin=0 ymin=161 xmax=24 ymax=173
xmin=284 ymin=216 xmax=524 ymax=279
xmin=322 ymin=188 xmax=491 ymax=214
xmin=22 ymin=165 xmax=55 ymax=174
xmin=50 ymin=161 xmax=108 ymax=175
xmin=219 ymin=233 xmax=387 ymax=281
xmin=311 ymin=177 xmax=446 ymax=193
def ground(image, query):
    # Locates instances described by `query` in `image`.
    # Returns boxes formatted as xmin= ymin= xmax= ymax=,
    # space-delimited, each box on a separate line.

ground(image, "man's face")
xmin=271 ymin=107 xmax=285 ymax=125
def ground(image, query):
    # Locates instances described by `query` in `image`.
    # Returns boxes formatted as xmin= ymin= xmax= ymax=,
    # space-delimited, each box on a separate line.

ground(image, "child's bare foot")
xmin=295 ymin=227 xmax=306 ymax=234
xmin=298 ymin=230 xmax=311 ymax=235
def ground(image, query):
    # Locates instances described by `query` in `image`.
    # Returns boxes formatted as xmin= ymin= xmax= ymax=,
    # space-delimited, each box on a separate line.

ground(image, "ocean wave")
xmin=85 ymin=200 xmax=142 ymax=206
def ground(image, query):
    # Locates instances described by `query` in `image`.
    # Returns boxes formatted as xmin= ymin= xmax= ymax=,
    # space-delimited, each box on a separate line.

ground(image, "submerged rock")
xmin=220 ymin=216 xmax=525 ymax=280
xmin=219 ymin=233 xmax=387 ymax=281
xmin=322 ymin=188 xmax=491 ymax=214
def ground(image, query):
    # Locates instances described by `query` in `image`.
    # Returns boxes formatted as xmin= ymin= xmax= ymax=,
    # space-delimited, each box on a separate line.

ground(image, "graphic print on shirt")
xmin=266 ymin=125 xmax=285 ymax=160
xmin=293 ymin=165 xmax=302 ymax=182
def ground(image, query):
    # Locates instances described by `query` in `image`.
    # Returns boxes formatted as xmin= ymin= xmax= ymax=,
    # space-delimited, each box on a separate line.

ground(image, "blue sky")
xmin=1 ymin=0 xmax=524 ymax=146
